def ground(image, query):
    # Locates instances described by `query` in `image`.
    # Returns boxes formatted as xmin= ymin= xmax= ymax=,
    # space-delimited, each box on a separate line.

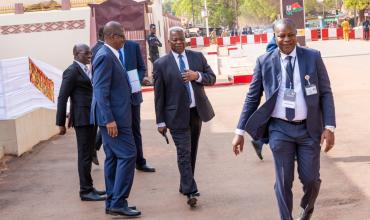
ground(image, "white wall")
xmin=0 ymin=7 xmax=90 ymax=70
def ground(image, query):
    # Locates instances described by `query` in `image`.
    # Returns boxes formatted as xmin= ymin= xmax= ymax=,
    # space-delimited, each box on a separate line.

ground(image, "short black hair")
xmin=150 ymin=24 xmax=156 ymax=28
xmin=97 ymin=27 xmax=104 ymax=41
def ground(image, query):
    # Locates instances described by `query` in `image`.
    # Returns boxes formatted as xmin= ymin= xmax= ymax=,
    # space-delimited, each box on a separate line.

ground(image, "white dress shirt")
xmin=271 ymin=47 xmax=307 ymax=121
xmin=235 ymin=46 xmax=334 ymax=136
xmin=157 ymin=50 xmax=202 ymax=128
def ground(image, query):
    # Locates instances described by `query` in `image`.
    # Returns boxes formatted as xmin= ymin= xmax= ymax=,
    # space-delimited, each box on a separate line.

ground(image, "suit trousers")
xmin=132 ymin=104 xmax=146 ymax=166
xmin=94 ymin=105 xmax=146 ymax=166
xmin=170 ymin=108 xmax=202 ymax=195
xmin=100 ymin=126 xmax=137 ymax=209
xmin=74 ymin=125 xmax=97 ymax=195
xmin=268 ymin=118 xmax=321 ymax=220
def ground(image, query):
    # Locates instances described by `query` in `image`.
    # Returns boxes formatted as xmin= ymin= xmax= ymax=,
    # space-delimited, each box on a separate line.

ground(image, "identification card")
xmin=282 ymin=89 xmax=296 ymax=109
xmin=305 ymin=84 xmax=317 ymax=96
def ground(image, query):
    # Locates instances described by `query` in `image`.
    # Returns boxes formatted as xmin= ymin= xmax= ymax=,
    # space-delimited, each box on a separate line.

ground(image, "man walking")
xmin=91 ymin=21 xmax=141 ymax=217
xmin=56 ymin=44 xmax=106 ymax=201
xmin=232 ymin=19 xmax=336 ymax=220
xmin=147 ymin=24 xmax=162 ymax=64
xmin=154 ymin=27 xmax=216 ymax=207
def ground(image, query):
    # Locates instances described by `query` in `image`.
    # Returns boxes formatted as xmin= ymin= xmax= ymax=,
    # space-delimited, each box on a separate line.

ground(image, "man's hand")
xmin=106 ymin=121 xmax=118 ymax=138
xmin=182 ymin=70 xmax=199 ymax=82
xmin=59 ymin=126 xmax=67 ymax=135
xmin=320 ymin=129 xmax=335 ymax=153
xmin=158 ymin=126 xmax=167 ymax=135
xmin=232 ymin=135 xmax=245 ymax=156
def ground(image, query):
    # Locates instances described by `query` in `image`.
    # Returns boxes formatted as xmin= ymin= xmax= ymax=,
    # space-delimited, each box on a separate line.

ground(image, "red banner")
xmin=29 ymin=58 xmax=55 ymax=102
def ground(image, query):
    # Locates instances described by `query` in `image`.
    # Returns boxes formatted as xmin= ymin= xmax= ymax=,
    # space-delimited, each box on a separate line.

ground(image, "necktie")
xmin=118 ymin=49 xmax=125 ymax=66
xmin=118 ymin=49 xmax=132 ymax=91
xmin=285 ymin=55 xmax=295 ymax=121
xmin=178 ymin=54 xmax=191 ymax=104
xmin=83 ymin=66 xmax=91 ymax=79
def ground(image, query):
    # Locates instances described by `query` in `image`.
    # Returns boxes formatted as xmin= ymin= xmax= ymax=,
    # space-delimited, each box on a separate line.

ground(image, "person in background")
xmin=341 ymin=18 xmax=350 ymax=42
xmin=147 ymin=24 xmax=162 ymax=64
xmin=363 ymin=17 xmax=369 ymax=41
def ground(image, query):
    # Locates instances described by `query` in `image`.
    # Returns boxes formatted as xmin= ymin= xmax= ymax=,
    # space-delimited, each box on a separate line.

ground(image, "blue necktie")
xmin=178 ymin=54 xmax=192 ymax=104
xmin=285 ymin=56 xmax=295 ymax=121
xmin=118 ymin=49 xmax=131 ymax=91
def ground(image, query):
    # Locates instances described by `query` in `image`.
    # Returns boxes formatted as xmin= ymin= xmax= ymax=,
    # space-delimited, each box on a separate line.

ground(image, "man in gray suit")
xmin=232 ymin=19 xmax=336 ymax=220
xmin=154 ymin=26 xmax=216 ymax=207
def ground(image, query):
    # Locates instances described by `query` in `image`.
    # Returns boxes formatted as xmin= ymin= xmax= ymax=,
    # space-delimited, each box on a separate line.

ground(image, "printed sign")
xmin=281 ymin=0 xmax=306 ymax=46
xmin=29 ymin=58 xmax=55 ymax=102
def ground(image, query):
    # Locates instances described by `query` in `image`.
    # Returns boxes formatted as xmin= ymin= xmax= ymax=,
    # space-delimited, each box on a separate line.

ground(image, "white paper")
xmin=127 ymin=69 xmax=141 ymax=93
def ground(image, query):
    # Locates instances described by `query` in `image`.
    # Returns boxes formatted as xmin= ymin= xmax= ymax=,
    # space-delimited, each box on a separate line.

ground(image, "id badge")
xmin=305 ymin=84 xmax=318 ymax=96
xmin=282 ymin=89 xmax=296 ymax=109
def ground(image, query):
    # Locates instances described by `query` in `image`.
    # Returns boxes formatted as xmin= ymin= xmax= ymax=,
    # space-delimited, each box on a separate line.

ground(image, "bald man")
xmin=91 ymin=21 xmax=141 ymax=217
xmin=56 ymin=44 xmax=106 ymax=201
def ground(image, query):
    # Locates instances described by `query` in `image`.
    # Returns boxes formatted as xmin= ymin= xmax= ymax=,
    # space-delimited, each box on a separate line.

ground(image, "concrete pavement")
xmin=1 ymin=40 xmax=370 ymax=219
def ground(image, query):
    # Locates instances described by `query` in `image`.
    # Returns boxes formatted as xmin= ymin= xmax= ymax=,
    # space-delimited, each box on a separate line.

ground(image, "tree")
xmin=343 ymin=0 xmax=369 ymax=24
xmin=239 ymin=0 xmax=279 ymax=24
xmin=172 ymin=0 xmax=238 ymax=28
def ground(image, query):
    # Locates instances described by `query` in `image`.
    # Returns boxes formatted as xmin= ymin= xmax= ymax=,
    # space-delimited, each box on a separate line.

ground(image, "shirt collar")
xmin=280 ymin=46 xmax=297 ymax=60
xmin=74 ymin=60 xmax=87 ymax=71
xmin=104 ymin=43 xmax=119 ymax=59
xmin=171 ymin=50 xmax=186 ymax=59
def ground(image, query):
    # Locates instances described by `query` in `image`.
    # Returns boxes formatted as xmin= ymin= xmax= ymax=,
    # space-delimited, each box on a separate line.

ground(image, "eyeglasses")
xmin=113 ymin=33 xmax=125 ymax=39
xmin=78 ymin=51 xmax=92 ymax=55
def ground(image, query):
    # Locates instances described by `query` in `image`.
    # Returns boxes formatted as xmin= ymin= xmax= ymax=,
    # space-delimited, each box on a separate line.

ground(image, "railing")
xmin=0 ymin=0 xmax=106 ymax=14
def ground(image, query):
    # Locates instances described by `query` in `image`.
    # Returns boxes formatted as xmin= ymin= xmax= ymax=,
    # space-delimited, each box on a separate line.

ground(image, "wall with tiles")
xmin=0 ymin=7 xmax=91 ymax=70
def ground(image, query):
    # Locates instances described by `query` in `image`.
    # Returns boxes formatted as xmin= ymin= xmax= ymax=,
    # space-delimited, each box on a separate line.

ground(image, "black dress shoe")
xmin=80 ymin=191 xmax=106 ymax=201
xmin=136 ymin=164 xmax=156 ymax=172
xmin=92 ymin=155 xmax=99 ymax=166
xmin=187 ymin=193 xmax=199 ymax=207
xmin=93 ymin=188 xmax=106 ymax=195
xmin=297 ymin=208 xmax=314 ymax=220
xmin=251 ymin=140 xmax=264 ymax=160
xmin=105 ymin=206 xmax=136 ymax=214
xmin=107 ymin=207 xmax=141 ymax=217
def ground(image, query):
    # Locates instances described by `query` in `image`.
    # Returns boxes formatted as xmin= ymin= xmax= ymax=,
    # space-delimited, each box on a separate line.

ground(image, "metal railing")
xmin=0 ymin=0 xmax=106 ymax=14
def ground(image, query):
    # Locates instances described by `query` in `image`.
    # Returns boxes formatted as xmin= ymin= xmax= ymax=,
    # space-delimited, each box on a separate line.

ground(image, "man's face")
xmin=75 ymin=47 xmax=92 ymax=65
xmin=169 ymin=31 xmax=185 ymax=54
xmin=109 ymin=27 xmax=125 ymax=49
xmin=275 ymin=24 xmax=297 ymax=55
xmin=150 ymin=26 xmax=156 ymax=34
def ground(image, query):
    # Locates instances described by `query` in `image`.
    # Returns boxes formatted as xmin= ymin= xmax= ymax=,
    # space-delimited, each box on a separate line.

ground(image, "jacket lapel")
xmin=103 ymin=45 xmax=126 ymax=72
xmin=296 ymin=47 xmax=306 ymax=94
xmin=74 ymin=62 xmax=92 ymax=85
xmin=272 ymin=48 xmax=282 ymax=92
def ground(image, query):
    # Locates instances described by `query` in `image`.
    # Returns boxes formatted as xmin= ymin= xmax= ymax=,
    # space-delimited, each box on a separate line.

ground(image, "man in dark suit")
xmin=91 ymin=27 xmax=105 ymax=62
xmin=154 ymin=26 xmax=216 ymax=207
xmin=119 ymin=35 xmax=155 ymax=172
xmin=91 ymin=21 xmax=141 ymax=217
xmin=232 ymin=19 xmax=336 ymax=220
xmin=56 ymin=44 xmax=106 ymax=201
xmin=147 ymin=24 xmax=162 ymax=63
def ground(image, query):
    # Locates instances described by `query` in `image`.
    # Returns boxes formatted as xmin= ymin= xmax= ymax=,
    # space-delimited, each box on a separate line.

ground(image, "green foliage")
xmin=343 ymin=0 xmax=369 ymax=9
xmin=239 ymin=0 xmax=279 ymax=23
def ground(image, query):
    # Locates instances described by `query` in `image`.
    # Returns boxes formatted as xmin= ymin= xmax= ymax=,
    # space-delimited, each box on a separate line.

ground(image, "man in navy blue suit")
xmin=232 ymin=19 xmax=336 ymax=220
xmin=119 ymin=33 xmax=155 ymax=172
xmin=91 ymin=21 xmax=141 ymax=217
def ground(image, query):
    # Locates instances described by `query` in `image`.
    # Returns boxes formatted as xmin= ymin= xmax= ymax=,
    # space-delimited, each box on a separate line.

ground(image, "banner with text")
xmin=281 ymin=0 xmax=306 ymax=46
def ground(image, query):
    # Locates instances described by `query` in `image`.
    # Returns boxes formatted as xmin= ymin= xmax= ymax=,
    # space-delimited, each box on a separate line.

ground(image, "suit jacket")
xmin=90 ymin=45 xmax=132 ymax=128
xmin=91 ymin=40 xmax=104 ymax=62
xmin=123 ymin=40 xmax=146 ymax=106
xmin=154 ymin=49 xmax=216 ymax=130
xmin=237 ymin=46 xmax=336 ymax=141
xmin=56 ymin=62 xmax=92 ymax=127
